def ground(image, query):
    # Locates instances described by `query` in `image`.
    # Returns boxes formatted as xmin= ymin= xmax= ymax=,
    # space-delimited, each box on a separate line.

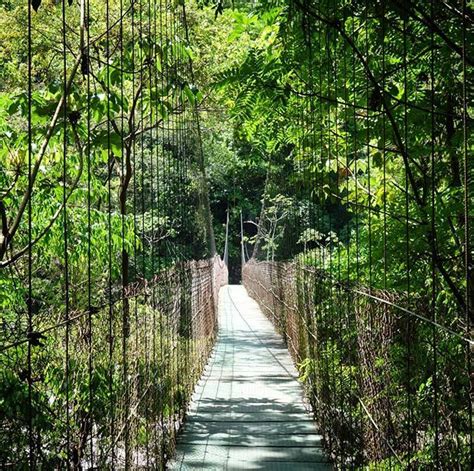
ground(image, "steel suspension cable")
xmin=342 ymin=6 xmax=355 ymax=465
xmin=27 ymin=0 xmax=34 ymax=466
xmin=462 ymin=0 xmax=473 ymax=465
xmin=429 ymin=0 xmax=440 ymax=464
xmin=85 ymin=0 xmax=94 ymax=465
xmin=402 ymin=9 xmax=415 ymax=463
xmin=119 ymin=0 xmax=131 ymax=461
xmin=61 ymin=0 xmax=71 ymax=466
xmin=105 ymin=0 xmax=116 ymax=464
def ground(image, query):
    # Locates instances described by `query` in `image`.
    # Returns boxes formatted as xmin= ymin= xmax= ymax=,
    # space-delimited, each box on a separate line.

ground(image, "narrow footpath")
xmin=169 ymin=285 xmax=331 ymax=470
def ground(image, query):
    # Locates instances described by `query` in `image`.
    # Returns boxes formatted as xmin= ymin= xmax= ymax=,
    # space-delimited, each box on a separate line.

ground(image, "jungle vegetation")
xmin=0 ymin=0 xmax=472 ymax=468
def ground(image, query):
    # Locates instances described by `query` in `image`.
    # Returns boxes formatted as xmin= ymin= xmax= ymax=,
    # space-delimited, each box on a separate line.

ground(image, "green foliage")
xmin=0 ymin=0 xmax=471 ymax=467
xmin=0 ymin=0 xmax=215 ymax=467
xmin=219 ymin=0 xmax=472 ymax=468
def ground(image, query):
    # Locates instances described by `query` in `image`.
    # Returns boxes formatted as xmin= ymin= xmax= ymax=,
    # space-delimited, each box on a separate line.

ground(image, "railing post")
xmin=223 ymin=207 xmax=230 ymax=267
xmin=240 ymin=210 xmax=246 ymax=269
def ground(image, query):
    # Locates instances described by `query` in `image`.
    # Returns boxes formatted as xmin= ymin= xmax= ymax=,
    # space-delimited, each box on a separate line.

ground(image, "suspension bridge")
xmin=0 ymin=0 xmax=472 ymax=470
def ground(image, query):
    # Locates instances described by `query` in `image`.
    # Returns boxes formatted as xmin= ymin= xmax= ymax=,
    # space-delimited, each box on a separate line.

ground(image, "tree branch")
xmin=293 ymin=0 xmax=468 ymax=313
xmin=0 ymin=124 xmax=85 ymax=269
xmin=0 ymin=0 xmax=88 ymax=260
xmin=393 ymin=0 xmax=474 ymax=66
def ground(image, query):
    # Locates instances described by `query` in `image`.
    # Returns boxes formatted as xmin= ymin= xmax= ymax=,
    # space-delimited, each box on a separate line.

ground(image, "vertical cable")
xmin=170 ymin=0 xmax=178 ymax=448
xmin=150 ymin=0 xmax=159 ymax=460
xmin=332 ymin=5 xmax=345 ymax=462
xmin=325 ymin=0 xmax=337 ymax=458
xmin=138 ymin=0 xmax=149 ymax=464
xmin=130 ymin=0 xmax=138 ymax=465
xmin=119 ymin=0 xmax=130 ymax=465
xmin=304 ymin=1 xmax=318 ymax=437
xmin=153 ymin=0 xmax=159 ymax=459
xmin=365 ymin=0 xmax=372 ymax=291
xmin=165 ymin=0 xmax=173 ymax=457
xmin=158 ymin=0 xmax=166 ymax=463
xmin=176 ymin=1 xmax=186 ymax=429
xmin=325 ymin=6 xmax=335 ymax=452
xmin=27 ymin=0 xmax=34 ymax=467
xmin=132 ymin=0 xmax=141 ymax=465
xmin=402 ymin=10 xmax=415 ymax=465
xmin=314 ymin=3 xmax=324 ymax=444
xmin=381 ymin=0 xmax=387 ymax=291
xmin=174 ymin=0 xmax=181 ymax=435
xmin=351 ymin=7 xmax=362 ymax=457
xmin=105 ymin=0 xmax=115 ymax=465
xmin=380 ymin=7 xmax=390 ymax=464
xmin=429 ymin=0 xmax=439 ymax=465
xmin=461 ymin=0 xmax=473 ymax=466
xmin=146 ymin=0 xmax=154 ymax=462
xmin=61 ymin=0 xmax=71 ymax=466
xmin=85 ymin=0 xmax=94 ymax=465
xmin=342 ymin=5 xmax=353 ymax=464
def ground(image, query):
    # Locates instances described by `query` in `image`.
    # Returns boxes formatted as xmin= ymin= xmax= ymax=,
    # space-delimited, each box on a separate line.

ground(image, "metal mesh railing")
xmin=243 ymin=258 xmax=471 ymax=468
xmin=1 ymin=255 xmax=226 ymax=468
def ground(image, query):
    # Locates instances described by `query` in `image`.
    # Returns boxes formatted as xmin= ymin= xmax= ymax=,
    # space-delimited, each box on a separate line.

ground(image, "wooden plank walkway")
xmin=168 ymin=285 xmax=331 ymax=470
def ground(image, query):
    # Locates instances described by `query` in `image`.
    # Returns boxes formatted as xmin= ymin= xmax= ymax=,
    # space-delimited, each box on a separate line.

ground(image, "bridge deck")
xmin=169 ymin=285 xmax=331 ymax=470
